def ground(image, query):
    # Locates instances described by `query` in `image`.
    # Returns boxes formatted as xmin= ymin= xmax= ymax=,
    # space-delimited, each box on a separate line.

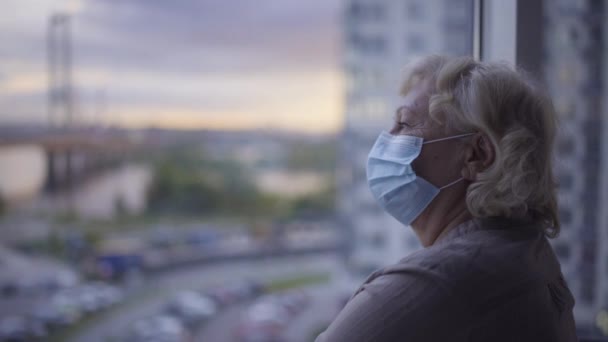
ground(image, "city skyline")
xmin=0 ymin=0 xmax=344 ymax=133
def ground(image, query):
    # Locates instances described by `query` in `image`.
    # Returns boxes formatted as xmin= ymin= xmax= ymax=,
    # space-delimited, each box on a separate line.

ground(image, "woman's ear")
xmin=477 ymin=134 xmax=495 ymax=168
xmin=461 ymin=133 xmax=495 ymax=181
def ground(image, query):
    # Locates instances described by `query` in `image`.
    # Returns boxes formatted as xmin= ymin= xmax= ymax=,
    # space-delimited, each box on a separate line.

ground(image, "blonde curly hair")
xmin=401 ymin=55 xmax=560 ymax=238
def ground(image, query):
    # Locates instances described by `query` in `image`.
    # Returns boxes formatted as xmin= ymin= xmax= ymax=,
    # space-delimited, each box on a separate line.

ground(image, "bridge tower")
xmin=47 ymin=13 xmax=73 ymax=128
xmin=46 ymin=13 xmax=74 ymax=192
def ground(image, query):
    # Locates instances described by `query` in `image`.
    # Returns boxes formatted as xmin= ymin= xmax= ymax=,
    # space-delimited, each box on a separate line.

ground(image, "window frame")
xmin=475 ymin=0 xmax=544 ymax=78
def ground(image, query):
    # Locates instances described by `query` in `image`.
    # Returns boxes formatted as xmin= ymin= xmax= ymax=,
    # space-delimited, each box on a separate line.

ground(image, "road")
xmin=70 ymin=252 xmax=341 ymax=342
xmin=195 ymin=300 xmax=251 ymax=341
xmin=282 ymin=286 xmax=340 ymax=342
xmin=0 ymin=293 xmax=48 ymax=317
xmin=0 ymin=246 xmax=76 ymax=317
xmin=196 ymin=284 xmax=347 ymax=342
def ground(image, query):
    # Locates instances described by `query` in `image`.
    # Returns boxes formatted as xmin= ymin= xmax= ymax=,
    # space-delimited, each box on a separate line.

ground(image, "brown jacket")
xmin=316 ymin=218 xmax=578 ymax=342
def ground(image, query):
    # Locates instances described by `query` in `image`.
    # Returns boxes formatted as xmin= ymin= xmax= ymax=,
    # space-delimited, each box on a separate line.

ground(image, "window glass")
xmin=342 ymin=0 xmax=474 ymax=274
xmin=0 ymin=1 xmax=475 ymax=340
xmin=542 ymin=0 xmax=608 ymax=337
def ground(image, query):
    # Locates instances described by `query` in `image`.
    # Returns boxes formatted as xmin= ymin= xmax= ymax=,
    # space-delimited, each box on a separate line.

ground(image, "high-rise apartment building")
xmin=543 ymin=0 xmax=607 ymax=330
xmin=339 ymin=0 xmax=608 ymax=335
xmin=338 ymin=0 xmax=473 ymax=276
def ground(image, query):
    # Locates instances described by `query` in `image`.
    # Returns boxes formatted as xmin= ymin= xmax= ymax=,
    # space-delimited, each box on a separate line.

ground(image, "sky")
xmin=0 ymin=0 xmax=343 ymax=133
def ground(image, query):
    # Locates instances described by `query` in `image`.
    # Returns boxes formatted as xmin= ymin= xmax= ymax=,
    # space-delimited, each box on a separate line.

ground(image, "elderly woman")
xmin=316 ymin=56 xmax=578 ymax=341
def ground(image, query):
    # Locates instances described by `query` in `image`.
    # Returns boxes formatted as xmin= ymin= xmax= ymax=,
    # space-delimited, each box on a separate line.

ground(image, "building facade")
xmin=338 ymin=0 xmax=473 ymax=276
xmin=339 ymin=0 xmax=608 ymax=334
xmin=543 ymin=0 xmax=607 ymax=330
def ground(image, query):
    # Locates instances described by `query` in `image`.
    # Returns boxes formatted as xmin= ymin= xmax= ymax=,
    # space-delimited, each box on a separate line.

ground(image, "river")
xmin=0 ymin=144 xmax=152 ymax=220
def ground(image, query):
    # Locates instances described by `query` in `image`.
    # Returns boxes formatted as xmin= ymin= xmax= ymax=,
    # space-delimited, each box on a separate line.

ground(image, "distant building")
xmin=543 ymin=0 xmax=607 ymax=329
xmin=338 ymin=0 xmax=473 ymax=275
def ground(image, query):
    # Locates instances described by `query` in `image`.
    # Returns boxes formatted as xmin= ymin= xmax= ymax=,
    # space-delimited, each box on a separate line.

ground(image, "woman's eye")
xmin=397 ymin=121 xmax=413 ymax=129
xmin=394 ymin=106 xmax=419 ymax=129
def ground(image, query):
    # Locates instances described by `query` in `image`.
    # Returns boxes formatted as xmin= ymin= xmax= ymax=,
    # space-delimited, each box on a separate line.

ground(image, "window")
xmin=406 ymin=33 xmax=425 ymax=52
xmin=559 ymin=208 xmax=574 ymax=226
xmin=558 ymin=172 xmax=574 ymax=191
xmin=26 ymin=1 xmax=608 ymax=340
xmin=349 ymin=32 xmax=388 ymax=55
xmin=348 ymin=2 xmax=386 ymax=22
xmin=557 ymin=136 xmax=575 ymax=155
xmin=406 ymin=1 xmax=423 ymax=20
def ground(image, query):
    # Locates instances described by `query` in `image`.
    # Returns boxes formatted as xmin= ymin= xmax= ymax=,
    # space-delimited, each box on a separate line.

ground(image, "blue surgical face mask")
xmin=366 ymin=131 xmax=474 ymax=226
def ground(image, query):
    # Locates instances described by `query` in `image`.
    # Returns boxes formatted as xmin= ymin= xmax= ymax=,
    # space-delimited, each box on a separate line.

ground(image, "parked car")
xmin=33 ymin=292 xmax=83 ymax=327
xmin=126 ymin=314 xmax=190 ymax=342
xmin=0 ymin=315 xmax=28 ymax=341
xmin=230 ymin=280 xmax=266 ymax=301
xmin=0 ymin=315 xmax=47 ymax=341
xmin=276 ymin=290 xmax=310 ymax=317
xmin=40 ymin=270 xmax=79 ymax=293
xmin=71 ymin=282 xmax=124 ymax=312
xmin=184 ymin=230 xmax=220 ymax=247
xmin=0 ymin=281 xmax=17 ymax=297
xmin=235 ymin=297 xmax=290 ymax=342
xmin=93 ymin=282 xmax=124 ymax=307
xmin=95 ymin=254 xmax=142 ymax=280
xmin=204 ymin=285 xmax=240 ymax=308
xmin=32 ymin=305 xmax=67 ymax=330
xmin=164 ymin=291 xmax=216 ymax=327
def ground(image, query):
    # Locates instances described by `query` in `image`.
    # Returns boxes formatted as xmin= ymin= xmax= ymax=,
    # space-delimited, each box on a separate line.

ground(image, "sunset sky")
xmin=0 ymin=0 xmax=343 ymax=133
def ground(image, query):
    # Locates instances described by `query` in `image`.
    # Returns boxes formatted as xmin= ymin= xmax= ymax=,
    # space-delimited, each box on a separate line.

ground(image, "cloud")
xmin=103 ymin=67 xmax=343 ymax=132
xmin=0 ymin=0 xmax=343 ymax=133
xmin=0 ymin=73 xmax=47 ymax=94
xmin=70 ymin=0 xmax=342 ymax=74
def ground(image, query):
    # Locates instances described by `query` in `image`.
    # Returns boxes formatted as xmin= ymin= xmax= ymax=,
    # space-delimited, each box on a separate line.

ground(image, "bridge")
xmin=0 ymin=127 xmax=138 ymax=193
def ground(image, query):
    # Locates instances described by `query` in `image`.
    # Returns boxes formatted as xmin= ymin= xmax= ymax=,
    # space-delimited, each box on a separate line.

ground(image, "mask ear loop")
xmin=439 ymin=177 xmax=464 ymax=190
xmin=423 ymin=132 xmax=475 ymax=145
xmin=423 ymin=132 xmax=475 ymax=190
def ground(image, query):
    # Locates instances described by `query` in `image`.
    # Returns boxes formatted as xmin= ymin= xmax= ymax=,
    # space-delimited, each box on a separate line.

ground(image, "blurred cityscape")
xmin=0 ymin=0 xmax=607 ymax=341
xmin=0 ymin=124 xmax=345 ymax=341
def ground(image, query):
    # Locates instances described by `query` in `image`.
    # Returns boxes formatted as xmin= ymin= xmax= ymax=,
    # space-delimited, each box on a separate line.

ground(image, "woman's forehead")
xmin=401 ymin=83 xmax=431 ymax=116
